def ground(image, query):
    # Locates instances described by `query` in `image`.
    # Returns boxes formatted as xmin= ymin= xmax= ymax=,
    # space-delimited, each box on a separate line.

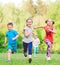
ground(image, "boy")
xmin=4 ymin=22 xmax=19 ymax=62
xmin=33 ymin=33 xmax=40 ymax=57
xmin=23 ymin=18 xmax=33 ymax=63
xmin=35 ymin=19 xmax=56 ymax=60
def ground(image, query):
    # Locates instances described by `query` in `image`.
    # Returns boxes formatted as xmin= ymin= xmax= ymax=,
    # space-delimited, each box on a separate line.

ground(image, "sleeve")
xmin=44 ymin=26 xmax=50 ymax=32
xmin=14 ymin=30 xmax=18 ymax=36
xmin=24 ymin=27 xmax=28 ymax=33
xmin=24 ymin=27 xmax=27 ymax=30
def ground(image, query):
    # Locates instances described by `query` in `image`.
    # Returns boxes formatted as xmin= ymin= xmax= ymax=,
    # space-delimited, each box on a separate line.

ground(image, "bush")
xmin=0 ymin=32 xmax=5 ymax=48
xmin=17 ymin=35 xmax=23 ymax=49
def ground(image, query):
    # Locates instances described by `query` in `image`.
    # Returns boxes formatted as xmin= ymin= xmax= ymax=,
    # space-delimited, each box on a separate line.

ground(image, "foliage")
xmin=0 ymin=0 xmax=60 ymax=51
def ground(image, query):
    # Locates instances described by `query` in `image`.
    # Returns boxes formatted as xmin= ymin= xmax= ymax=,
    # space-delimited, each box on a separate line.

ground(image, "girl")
xmin=33 ymin=33 xmax=40 ymax=57
xmin=35 ymin=18 xmax=56 ymax=60
xmin=23 ymin=18 xmax=33 ymax=63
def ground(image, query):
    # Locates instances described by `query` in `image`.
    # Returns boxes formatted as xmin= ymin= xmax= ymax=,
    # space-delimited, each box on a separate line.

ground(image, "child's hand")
xmin=12 ymin=38 xmax=15 ymax=40
xmin=34 ymin=27 xmax=37 ymax=29
xmin=12 ymin=35 xmax=19 ymax=40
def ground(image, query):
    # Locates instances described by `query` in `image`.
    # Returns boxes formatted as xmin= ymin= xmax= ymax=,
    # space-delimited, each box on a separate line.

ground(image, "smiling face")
xmin=7 ymin=25 xmax=13 ymax=31
xmin=26 ymin=19 xmax=33 ymax=27
xmin=34 ymin=34 xmax=38 ymax=39
xmin=46 ymin=19 xmax=53 ymax=26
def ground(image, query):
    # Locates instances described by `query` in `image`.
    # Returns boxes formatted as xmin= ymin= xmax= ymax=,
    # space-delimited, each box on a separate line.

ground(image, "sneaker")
xmin=34 ymin=55 xmax=37 ymax=58
xmin=7 ymin=60 xmax=10 ymax=62
xmin=24 ymin=53 xmax=27 ymax=57
xmin=29 ymin=58 xmax=32 ymax=63
xmin=12 ymin=51 xmax=14 ymax=54
xmin=46 ymin=56 xmax=51 ymax=60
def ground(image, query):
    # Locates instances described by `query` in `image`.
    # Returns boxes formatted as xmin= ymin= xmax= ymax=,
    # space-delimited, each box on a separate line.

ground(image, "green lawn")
xmin=0 ymin=53 xmax=60 ymax=65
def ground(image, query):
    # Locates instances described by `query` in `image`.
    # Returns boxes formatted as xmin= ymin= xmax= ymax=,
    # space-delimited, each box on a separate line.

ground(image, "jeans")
xmin=23 ymin=42 xmax=32 ymax=55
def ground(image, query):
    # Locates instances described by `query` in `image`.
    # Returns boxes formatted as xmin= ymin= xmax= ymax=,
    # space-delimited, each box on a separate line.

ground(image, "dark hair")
xmin=26 ymin=18 xmax=33 ymax=22
xmin=7 ymin=22 xmax=13 ymax=26
xmin=45 ymin=19 xmax=55 ymax=24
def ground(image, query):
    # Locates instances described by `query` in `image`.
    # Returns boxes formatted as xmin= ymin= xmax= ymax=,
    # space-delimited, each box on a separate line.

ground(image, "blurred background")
xmin=0 ymin=0 xmax=60 ymax=53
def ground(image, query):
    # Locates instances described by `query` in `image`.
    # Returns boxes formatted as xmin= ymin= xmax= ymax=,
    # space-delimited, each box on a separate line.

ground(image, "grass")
xmin=0 ymin=53 xmax=60 ymax=65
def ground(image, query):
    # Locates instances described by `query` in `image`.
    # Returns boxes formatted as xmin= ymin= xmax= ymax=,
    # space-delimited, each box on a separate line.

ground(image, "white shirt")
xmin=33 ymin=38 xmax=40 ymax=47
xmin=23 ymin=26 xmax=33 ymax=43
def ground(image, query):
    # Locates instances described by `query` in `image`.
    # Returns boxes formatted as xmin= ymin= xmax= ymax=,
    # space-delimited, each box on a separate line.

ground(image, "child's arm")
xmin=48 ymin=28 xmax=56 ymax=34
xmin=24 ymin=30 xmax=32 ymax=37
xmin=12 ymin=34 xmax=19 ymax=40
xmin=4 ymin=37 xmax=7 ymax=45
xmin=34 ymin=26 xmax=44 ymax=29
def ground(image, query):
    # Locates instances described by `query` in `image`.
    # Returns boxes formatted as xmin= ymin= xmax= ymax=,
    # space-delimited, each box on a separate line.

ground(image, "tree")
xmin=23 ymin=0 xmax=36 ymax=17
xmin=36 ymin=0 xmax=47 ymax=15
xmin=0 ymin=5 xmax=4 ymax=23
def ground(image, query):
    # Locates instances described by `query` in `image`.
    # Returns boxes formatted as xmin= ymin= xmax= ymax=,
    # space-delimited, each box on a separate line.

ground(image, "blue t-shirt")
xmin=6 ymin=30 xmax=18 ymax=44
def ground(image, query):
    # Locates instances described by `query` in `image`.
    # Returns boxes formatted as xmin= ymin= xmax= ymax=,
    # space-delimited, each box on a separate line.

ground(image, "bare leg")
xmin=8 ymin=49 xmax=11 ymax=61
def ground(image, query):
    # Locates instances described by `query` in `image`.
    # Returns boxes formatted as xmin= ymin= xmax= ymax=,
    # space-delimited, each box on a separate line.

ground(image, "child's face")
xmin=26 ymin=20 xmax=33 ymax=27
xmin=34 ymin=35 xmax=38 ymax=39
xmin=47 ymin=19 xmax=53 ymax=26
xmin=7 ymin=25 xmax=13 ymax=30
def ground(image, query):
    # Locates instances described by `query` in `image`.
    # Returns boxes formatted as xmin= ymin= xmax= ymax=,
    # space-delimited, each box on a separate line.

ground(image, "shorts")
xmin=8 ymin=43 xmax=17 ymax=52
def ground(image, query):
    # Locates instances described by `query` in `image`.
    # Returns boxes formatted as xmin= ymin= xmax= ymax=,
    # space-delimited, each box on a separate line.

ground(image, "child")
xmin=33 ymin=33 xmax=40 ymax=57
xmin=4 ymin=22 xmax=19 ymax=62
xmin=23 ymin=18 xmax=33 ymax=63
xmin=35 ymin=18 xmax=56 ymax=60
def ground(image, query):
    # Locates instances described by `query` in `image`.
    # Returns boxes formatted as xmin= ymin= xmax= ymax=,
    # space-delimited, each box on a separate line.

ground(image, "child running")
xmin=23 ymin=18 xmax=33 ymax=63
xmin=4 ymin=22 xmax=19 ymax=62
xmin=33 ymin=33 xmax=40 ymax=57
xmin=35 ymin=18 xmax=56 ymax=60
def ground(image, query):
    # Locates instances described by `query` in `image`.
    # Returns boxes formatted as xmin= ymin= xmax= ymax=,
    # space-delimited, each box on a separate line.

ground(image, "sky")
xmin=0 ymin=0 xmax=56 ymax=6
xmin=0 ymin=0 xmax=23 ymax=6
